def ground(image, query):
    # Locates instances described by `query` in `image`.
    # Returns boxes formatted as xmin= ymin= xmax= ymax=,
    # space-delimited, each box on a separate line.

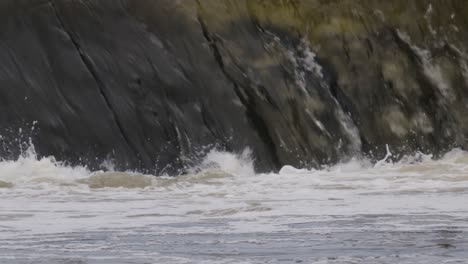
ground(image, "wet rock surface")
xmin=1 ymin=0 xmax=467 ymax=174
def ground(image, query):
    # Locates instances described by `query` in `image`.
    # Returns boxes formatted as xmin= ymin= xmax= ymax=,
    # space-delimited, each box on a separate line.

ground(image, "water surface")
xmin=0 ymin=149 xmax=467 ymax=263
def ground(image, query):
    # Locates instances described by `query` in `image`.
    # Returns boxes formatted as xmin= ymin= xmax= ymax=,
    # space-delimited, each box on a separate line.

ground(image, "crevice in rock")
xmin=316 ymin=56 xmax=363 ymax=156
xmin=195 ymin=10 xmax=281 ymax=171
xmin=49 ymin=1 xmax=141 ymax=167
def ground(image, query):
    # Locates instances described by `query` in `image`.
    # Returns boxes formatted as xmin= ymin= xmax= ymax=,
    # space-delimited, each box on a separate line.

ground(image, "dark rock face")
xmin=0 ymin=0 xmax=467 ymax=174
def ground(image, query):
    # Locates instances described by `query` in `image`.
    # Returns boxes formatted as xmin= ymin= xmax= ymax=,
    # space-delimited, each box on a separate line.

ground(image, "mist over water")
xmin=0 ymin=146 xmax=467 ymax=263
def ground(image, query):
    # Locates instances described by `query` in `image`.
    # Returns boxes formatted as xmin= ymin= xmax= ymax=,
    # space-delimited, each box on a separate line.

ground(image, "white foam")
xmin=0 ymin=146 xmax=90 ymax=186
xmin=0 ymin=146 xmax=467 ymax=239
xmin=195 ymin=148 xmax=255 ymax=177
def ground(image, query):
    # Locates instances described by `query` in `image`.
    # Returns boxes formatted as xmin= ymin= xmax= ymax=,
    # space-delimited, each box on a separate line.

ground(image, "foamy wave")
xmin=0 ymin=146 xmax=89 ymax=187
xmin=194 ymin=148 xmax=255 ymax=177
xmin=0 ymin=146 xmax=257 ymax=189
xmin=0 ymin=144 xmax=468 ymax=193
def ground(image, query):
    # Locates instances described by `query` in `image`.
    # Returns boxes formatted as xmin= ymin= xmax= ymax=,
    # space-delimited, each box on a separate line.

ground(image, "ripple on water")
xmin=76 ymin=172 xmax=153 ymax=189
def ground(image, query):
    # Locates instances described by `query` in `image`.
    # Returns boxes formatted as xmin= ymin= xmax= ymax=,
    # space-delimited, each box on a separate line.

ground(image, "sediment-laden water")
xmin=0 ymin=148 xmax=467 ymax=264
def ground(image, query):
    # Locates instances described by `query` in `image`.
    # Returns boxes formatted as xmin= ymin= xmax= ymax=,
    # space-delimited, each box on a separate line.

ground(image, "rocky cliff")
xmin=1 ymin=0 xmax=467 ymax=174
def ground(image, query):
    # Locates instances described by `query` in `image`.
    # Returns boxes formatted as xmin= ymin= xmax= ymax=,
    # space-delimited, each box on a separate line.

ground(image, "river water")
xmin=0 ymin=148 xmax=467 ymax=263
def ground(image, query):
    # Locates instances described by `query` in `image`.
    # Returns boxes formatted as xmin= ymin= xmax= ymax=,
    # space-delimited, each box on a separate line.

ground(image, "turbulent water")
xmin=0 ymin=147 xmax=467 ymax=264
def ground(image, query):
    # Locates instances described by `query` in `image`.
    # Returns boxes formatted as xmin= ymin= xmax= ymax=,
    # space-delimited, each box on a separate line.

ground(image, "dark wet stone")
xmin=1 ymin=0 xmax=468 ymax=174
